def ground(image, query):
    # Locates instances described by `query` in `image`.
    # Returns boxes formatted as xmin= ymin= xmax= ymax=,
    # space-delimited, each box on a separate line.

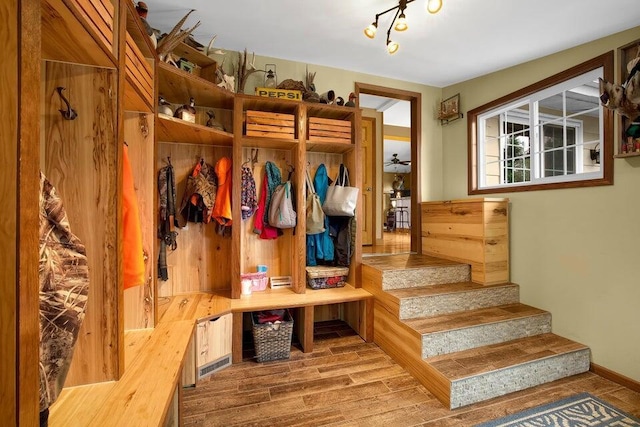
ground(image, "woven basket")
xmin=251 ymin=310 xmax=293 ymax=362
xmin=306 ymin=266 xmax=349 ymax=290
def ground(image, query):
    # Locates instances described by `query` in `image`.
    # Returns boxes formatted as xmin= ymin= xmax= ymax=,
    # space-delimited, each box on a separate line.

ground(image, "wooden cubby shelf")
xmin=306 ymin=103 xmax=357 ymax=120
xmin=240 ymin=136 xmax=299 ymax=149
xmin=41 ymin=0 xmax=117 ymax=68
xmin=124 ymin=0 xmax=156 ymax=59
xmin=306 ymin=140 xmax=355 ymax=154
xmin=158 ymin=62 xmax=234 ymax=110
xmin=36 ymin=4 xmax=368 ymax=424
xmin=238 ymin=94 xmax=301 ymax=114
xmin=156 ymin=114 xmax=234 ymax=146
xmin=122 ymin=1 xmax=155 ymax=113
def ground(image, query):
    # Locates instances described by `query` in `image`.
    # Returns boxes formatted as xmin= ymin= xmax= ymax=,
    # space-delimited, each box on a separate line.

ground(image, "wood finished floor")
xmin=363 ymin=231 xmax=411 ymax=256
xmin=182 ymin=321 xmax=640 ymax=427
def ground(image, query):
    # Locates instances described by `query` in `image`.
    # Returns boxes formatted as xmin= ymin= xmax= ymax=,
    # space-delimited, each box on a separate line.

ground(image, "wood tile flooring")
xmin=361 ymin=253 xmax=462 ymax=272
xmin=182 ymin=320 xmax=640 ymax=427
xmin=363 ymin=231 xmax=411 ymax=256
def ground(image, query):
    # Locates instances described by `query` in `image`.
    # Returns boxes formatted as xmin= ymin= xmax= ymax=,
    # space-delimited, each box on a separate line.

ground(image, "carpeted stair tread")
xmin=403 ymin=303 xmax=548 ymax=334
xmin=426 ymin=333 xmax=589 ymax=381
xmin=386 ymin=281 xmax=517 ymax=299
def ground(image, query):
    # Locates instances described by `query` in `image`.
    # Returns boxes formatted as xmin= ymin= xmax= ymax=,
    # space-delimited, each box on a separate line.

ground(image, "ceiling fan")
xmin=385 ymin=153 xmax=411 ymax=166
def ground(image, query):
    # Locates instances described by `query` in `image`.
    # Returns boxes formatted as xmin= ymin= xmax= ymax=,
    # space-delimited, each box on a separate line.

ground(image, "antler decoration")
xmin=303 ymin=66 xmax=320 ymax=102
xmin=156 ymin=9 xmax=201 ymax=61
xmin=215 ymin=57 xmax=236 ymax=92
xmin=236 ymin=49 xmax=265 ymax=94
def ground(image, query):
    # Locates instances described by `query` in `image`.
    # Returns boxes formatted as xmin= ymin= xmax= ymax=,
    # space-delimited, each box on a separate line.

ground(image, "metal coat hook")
xmin=251 ymin=148 xmax=259 ymax=168
xmin=56 ymin=87 xmax=78 ymax=120
xmin=285 ymin=159 xmax=295 ymax=180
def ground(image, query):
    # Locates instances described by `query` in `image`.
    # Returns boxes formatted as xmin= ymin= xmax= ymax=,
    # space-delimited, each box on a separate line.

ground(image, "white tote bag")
xmin=322 ymin=165 xmax=359 ymax=217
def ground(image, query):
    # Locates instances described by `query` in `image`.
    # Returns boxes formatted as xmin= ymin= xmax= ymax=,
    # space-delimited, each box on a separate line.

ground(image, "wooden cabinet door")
xmin=197 ymin=313 xmax=232 ymax=368
xmin=361 ymin=118 xmax=375 ymax=245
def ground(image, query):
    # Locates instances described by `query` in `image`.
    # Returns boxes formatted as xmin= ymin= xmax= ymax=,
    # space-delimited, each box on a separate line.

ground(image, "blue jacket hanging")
xmin=306 ymin=164 xmax=334 ymax=266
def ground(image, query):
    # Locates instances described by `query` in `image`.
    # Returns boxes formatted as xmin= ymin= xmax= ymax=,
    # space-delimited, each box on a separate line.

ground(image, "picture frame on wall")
xmin=438 ymin=93 xmax=463 ymax=124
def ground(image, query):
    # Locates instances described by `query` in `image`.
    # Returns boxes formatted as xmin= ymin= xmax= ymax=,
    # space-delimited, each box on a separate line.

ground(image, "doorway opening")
xmin=355 ymin=83 xmax=422 ymax=256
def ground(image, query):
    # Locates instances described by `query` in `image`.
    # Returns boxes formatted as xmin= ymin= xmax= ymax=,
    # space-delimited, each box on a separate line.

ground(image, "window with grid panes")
xmin=468 ymin=53 xmax=614 ymax=194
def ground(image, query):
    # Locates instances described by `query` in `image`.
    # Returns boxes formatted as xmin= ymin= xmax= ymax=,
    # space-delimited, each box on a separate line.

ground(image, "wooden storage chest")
xmin=421 ymin=198 xmax=509 ymax=285
xmin=245 ymin=110 xmax=295 ymax=139
xmin=308 ymin=117 xmax=352 ymax=144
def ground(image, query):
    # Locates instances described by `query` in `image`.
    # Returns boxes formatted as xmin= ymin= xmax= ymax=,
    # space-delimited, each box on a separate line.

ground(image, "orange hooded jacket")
xmin=122 ymin=144 xmax=146 ymax=289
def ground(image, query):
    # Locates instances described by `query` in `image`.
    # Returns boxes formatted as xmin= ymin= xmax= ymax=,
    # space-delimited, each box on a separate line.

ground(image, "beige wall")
xmin=442 ymin=26 xmax=640 ymax=381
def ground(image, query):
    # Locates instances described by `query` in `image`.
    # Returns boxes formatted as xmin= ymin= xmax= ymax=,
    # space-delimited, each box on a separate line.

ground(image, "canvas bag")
xmin=305 ymin=168 xmax=325 ymax=234
xmin=269 ymin=180 xmax=297 ymax=228
xmin=322 ymin=164 xmax=359 ymax=217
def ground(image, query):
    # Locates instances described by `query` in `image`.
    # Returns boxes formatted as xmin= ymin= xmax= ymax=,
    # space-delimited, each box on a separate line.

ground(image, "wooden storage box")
xmin=308 ymin=117 xmax=352 ymax=144
xmin=306 ymin=266 xmax=349 ymax=289
xmin=421 ymin=198 xmax=509 ymax=285
xmin=245 ymin=110 xmax=295 ymax=140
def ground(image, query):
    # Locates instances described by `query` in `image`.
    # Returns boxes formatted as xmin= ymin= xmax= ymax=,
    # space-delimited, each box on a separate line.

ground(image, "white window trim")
xmin=476 ymin=68 xmax=604 ymax=191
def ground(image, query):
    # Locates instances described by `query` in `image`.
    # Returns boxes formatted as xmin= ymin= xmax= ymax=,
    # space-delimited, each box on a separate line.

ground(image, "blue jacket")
xmin=306 ymin=164 xmax=334 ymax=265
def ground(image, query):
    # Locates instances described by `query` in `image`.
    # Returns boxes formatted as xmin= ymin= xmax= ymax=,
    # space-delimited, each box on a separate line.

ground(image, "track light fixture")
xmin=386 ymin=38 xmax=399 ymax=54
xmin=363 ymin=0 xmax=444 ymax=54
xmin=364 ymin=21 xmax=377 ymax=38
xmin=394 ymin=12 xmax=408 ymax=31
xmin=426 ymin=0 xmax=443 ymax=14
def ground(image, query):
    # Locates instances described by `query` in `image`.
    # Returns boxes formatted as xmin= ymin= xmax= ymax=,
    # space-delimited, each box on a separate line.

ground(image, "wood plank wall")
xmin=421 ymin=198 xmax=509 ymax=285
xmin=124 ymin=112 xmax=155 ymax=330
xmin=42 ymin=61 xmax=119 ymax=386
xmin=1 ymin=1 xmax=41 ymax=424
xmin=240 ymin=148 xmax=295 ymax=280
xmin=156 ymin=143 xmax=233 ymax=296
xmin=1 ymin=3 xmax=20 ymax=422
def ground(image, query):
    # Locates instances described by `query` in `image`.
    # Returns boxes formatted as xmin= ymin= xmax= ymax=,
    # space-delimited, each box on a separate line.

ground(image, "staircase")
xmin=362 ymin=254 xmax=590 ymax=409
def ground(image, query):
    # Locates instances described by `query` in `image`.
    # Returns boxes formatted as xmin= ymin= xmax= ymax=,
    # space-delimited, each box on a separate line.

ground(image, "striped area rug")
xmin=476 ymin=393 xmax=640 ymax=427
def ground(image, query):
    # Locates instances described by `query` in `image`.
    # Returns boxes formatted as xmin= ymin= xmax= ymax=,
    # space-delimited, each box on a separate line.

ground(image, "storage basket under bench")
xmin=251 ymin=309 xmax=293 ymax=362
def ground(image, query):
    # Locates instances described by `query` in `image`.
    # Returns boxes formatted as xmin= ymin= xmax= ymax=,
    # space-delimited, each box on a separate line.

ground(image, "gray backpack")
xmin=268 ymin=180 xmax=296 ymax=229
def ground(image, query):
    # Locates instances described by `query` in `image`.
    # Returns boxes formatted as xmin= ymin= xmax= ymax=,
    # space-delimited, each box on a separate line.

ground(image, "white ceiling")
xmin=145 ymin=0 xmax=640 ymax=87
xmin=383 ymin=141 xmax=412 ymax=173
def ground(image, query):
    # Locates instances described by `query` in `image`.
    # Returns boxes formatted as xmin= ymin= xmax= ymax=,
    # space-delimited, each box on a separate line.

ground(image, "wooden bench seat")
xmin=229 ymin=284 xmax=373 ymax=362
xmin=49 ymin=321 xmax=193 ymax=426
xmin=49 ymin=288 xmax=371 ymax=426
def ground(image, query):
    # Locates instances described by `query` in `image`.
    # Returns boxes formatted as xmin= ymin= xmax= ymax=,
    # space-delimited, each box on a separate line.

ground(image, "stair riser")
xmin=449 ymin=349 xmax=591 ymax=409
xmin=422 ymin=313 xmax=552 ymax=358
xmin=399 ymin=286 xmax=519 ymax=320
xmin=382 ymin=265 xmax=470 ymax=290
